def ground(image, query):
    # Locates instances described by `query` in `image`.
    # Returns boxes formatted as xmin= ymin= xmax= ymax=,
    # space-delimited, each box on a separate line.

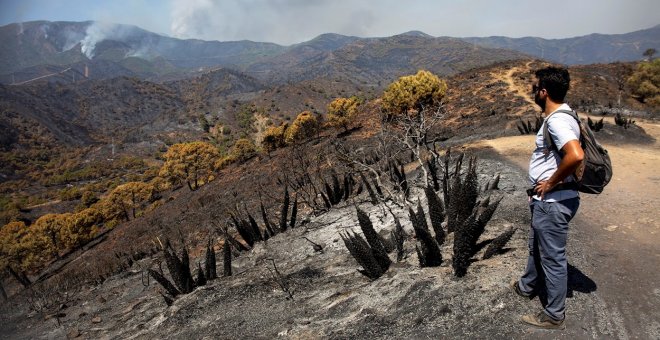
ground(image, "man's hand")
xmin=535 ymin=139 xmax=584 ymax=200
xmin=534 ymin=180 xmax=556 ymax=200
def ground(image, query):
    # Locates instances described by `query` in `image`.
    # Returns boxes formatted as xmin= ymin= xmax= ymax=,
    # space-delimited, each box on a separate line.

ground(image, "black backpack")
xmin=543 ymin=109 xmax=613 ymax=194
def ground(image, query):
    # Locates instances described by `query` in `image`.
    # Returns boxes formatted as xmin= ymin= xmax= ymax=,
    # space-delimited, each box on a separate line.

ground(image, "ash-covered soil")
xmin=0 ymin=149 xmax=619 ymax=339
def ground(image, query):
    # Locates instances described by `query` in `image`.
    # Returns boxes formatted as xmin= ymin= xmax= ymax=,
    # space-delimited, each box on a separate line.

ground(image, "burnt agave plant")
xmin=149 ymin=238 xmax=197 ymax=304
xmin=355 ymin=207 xmax=391 ymax=270
xmin=390 ymin=215 xmax=407 ymax=262
xmin=482 ymin=227 xmax=516 ymax=260
xmin=452 ymin=196 xmax=503 ymax=277
xmin=424 ymin=186 xmax=445 ymax=246
xmin=360 ymin=172 xmax=379 ymax=205
xmin=341 ymin=207 xmax=392 ymax=279
xmin=341 ymin=231 xmax=390 ymax=280
xmin=409 ymin=203 xmax=442 ymax=267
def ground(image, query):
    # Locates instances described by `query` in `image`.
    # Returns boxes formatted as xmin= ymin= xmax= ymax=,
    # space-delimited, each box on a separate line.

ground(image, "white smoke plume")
xmin=38 ymin=24 xmax=49 ymax=39
xmin=80 ymin=22 xmax=114 ymax=58
xmin=168 ymin=0 xmax=377 ymax=45
xmin=79 ymin=21 xmax=145 ymax=59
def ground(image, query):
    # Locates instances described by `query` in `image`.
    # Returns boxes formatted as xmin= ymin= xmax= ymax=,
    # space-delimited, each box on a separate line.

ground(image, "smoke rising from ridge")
xmin=76 ymin=22 xmax=148 ymax=59
xmin=168 ymin=0 xmax=378 ymax=45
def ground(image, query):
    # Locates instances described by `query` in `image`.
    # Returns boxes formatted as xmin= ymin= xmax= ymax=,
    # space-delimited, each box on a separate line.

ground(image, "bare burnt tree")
xmin=275 ymin=143 xmax=330 ymax=212
xmin=266 ymin=259 xmax=294 ymax=300
xmin=334 ymin=100 xmax=449 ymax=211
xmin=334 ymin=130 xmax=412 ymax=207
xmin=384 ymin=102 xmax=448 ymax=188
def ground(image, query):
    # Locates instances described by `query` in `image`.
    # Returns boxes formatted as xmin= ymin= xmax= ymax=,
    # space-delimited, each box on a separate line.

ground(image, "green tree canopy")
xmin=284 ymin=111 xmax=320 ymax=144
xmin=381 ymin=70 xmax=448 ymax=117
xmin=0 ymin=221 xmax=29 ymax=270
xmin=59 ymin=208 xmax=102 ymax=249
xmin=628 ymin=59 xmax=660 ymax=106
xmin=327 ymin=97 xmax=361 ymax=131
xmin=643 ymin=48 xmax=656 ymax=60
xmin=261 ymin=123 xmax=288 ymax=154
xmin=31 ymin=213 xmax=71 ymax=260
xmin=229 ymin=138 xmax=257 ymax=162
xmin=100 ymin=182 xmax=155 ymax=221
xmin=158 ymin=142 xmax=220 ymax=190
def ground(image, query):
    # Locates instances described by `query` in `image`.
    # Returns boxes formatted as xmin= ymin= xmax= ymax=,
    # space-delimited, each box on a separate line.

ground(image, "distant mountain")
xmin=4 ymin=20 xmax=657 ymax=86
xmin=244 ymin=34 xmax=528 ymax=84
xmin=291 ymin=33 xmax=361 ymax=52
xmin=400 ymin=31 xmax=434 ymax=38
xmin=461 ymin=25 xmax=660 ymax=65
xmin=0 ymin=21 xmax=285 ymax=81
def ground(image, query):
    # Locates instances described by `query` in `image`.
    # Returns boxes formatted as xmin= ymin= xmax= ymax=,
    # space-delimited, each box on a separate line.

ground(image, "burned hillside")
xmin=1 ymin=59 xmax=658 ymax=339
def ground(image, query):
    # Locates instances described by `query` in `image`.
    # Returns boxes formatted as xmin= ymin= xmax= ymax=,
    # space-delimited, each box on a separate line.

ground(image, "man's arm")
xmin=535 ymin=139 xmax=584 ymax=199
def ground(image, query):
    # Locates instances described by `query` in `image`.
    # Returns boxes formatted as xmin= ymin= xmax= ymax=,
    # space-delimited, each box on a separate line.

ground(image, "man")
xmin=511 ymin=66 xmax=584 ymax=329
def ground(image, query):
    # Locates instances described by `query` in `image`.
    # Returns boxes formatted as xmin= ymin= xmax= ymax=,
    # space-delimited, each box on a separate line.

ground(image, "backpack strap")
xmin=542 ymin=109 xmax=580 ymax=155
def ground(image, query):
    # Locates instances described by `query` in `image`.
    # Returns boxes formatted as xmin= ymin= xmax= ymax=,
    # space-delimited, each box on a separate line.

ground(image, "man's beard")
xmin=534 ymin=92 xmax=545 ymax=111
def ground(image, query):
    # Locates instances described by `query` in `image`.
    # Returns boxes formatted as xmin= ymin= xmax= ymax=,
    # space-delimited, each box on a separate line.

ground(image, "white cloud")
xmin=167 ymin=0 xmax=386 ymax=44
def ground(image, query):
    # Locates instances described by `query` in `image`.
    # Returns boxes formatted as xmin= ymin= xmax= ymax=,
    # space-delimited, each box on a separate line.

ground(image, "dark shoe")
xmin=521 ymin=311 xmax=565 ymax=330
xmin=510 ymin=279 xmax=532 ymax=299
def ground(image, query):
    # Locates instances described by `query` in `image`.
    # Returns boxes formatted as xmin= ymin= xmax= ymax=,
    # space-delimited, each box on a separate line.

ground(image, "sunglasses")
xmin=532 ymin=84 xmax=543 ymax=93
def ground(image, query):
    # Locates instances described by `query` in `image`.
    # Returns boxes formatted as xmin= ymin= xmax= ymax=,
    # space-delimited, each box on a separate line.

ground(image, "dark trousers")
xmin=519 ymin=197 xmax=580 ymax=321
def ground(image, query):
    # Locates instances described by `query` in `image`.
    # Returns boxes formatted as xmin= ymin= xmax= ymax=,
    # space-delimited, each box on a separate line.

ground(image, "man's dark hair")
xmin=535 ymin=66 xmax=570 ymax=102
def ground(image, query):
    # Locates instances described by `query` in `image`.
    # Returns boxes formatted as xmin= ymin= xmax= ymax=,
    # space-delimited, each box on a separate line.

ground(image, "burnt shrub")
xmin=587 ymin=117 xmax=604 ymax=132
xmin=614 ymin=113 xmax=635 ymax=129
xmin=516 ymin=115 xmax=543 ymax=135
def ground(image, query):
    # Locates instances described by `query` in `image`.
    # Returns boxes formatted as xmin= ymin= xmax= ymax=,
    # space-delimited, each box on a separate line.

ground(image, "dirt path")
xmin=474 ymin=119 xmax=660 ymax=339
xmin=491 ymin=61 xmax=536 ymax=116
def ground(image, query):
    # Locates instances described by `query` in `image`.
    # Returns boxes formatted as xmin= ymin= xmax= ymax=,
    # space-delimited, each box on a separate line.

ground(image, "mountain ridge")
xmin=1 ymin=20 xmax=657 ymax=84
xmin=461 ymin=24 xmax=660 ymax=64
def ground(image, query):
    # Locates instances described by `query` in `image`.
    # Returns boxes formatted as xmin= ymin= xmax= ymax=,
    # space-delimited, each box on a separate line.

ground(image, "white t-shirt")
xmin=528 ymin=104 xmax=581 ymax=202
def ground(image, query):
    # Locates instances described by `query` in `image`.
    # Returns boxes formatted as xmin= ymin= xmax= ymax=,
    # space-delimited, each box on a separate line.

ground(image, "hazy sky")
xmin=1 ymin=0 xmax=659 ymax=45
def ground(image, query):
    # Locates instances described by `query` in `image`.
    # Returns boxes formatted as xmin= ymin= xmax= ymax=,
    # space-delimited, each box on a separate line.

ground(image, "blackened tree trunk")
xmin=223 ymin=241 xmax=232 ymax=276
xmin=8 ymin=266 xmax=31 ymax=288
xmin=289 ymin=195 xmax=298 ymax=229
xmin=280 ymin=186 xmax=290 ymax=232
xmin=0 ymin=277 xmax=7 ymax=300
